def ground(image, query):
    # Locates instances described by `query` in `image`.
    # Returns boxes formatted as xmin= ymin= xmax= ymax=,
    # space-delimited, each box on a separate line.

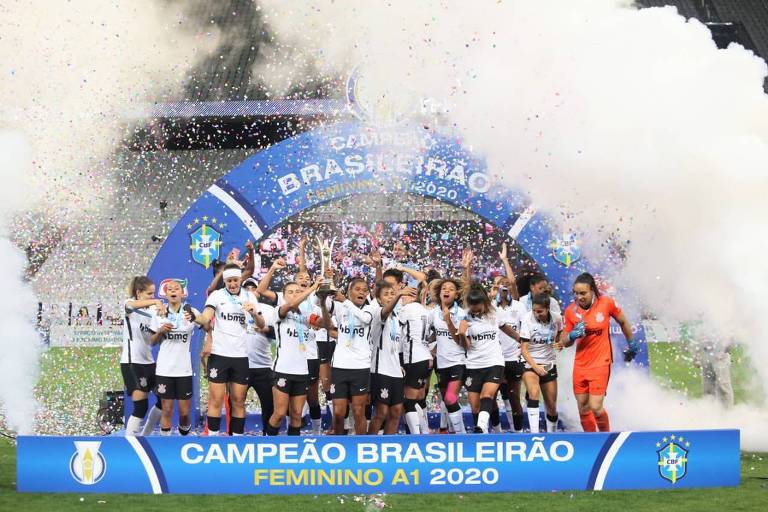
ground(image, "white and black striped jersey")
xmin=520 ymin=311 xmax=563 ymax=365
xmin=399 ymin=302 xmax=432 ymax=365
xmin=120 ymin=299 xmax=157 ymax=365
xmin=246 ymin=302 xmax=275 ymax=369
xmin=368 ymin=302 xmax=402 ymax=378
xmin=331 ymin=300 xmax=374 ymax=370
xmin=497 ymin=301 xmax=524 ymax=362
xmin=205 ymin=288 xmax=258 ymax=358
xmin=464 ymin=312 xmax=507 ymax=369
xmin=268 ymin=305 xmax=310 ymax=376
xmin=150 ymin=305 xmax=200 ymax=377
xmin=430 ymin=305 xmax=467 ymax=369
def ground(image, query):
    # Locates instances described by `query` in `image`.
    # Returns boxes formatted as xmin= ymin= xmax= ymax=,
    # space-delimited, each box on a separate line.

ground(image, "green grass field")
xmin=0 ymin=342 xmax=766 ymax=510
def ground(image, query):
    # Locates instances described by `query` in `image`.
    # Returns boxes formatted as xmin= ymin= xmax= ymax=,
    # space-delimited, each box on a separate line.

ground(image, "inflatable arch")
xmin=142 ymin=121 xmax=647 ymax=426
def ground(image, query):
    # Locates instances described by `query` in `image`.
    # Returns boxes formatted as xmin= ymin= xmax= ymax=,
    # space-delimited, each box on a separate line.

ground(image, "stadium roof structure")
xmin=165 ymin=0 xmax=768 ymax=110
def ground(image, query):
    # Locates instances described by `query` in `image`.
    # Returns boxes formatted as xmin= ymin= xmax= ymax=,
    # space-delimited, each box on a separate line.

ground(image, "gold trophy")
xmin=315 ymin=236 xmax=337 ymax=298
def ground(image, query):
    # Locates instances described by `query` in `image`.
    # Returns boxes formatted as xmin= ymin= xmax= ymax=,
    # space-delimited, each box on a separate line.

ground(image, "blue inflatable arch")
xmin=144 ymin=121 xmax=646 ymax=426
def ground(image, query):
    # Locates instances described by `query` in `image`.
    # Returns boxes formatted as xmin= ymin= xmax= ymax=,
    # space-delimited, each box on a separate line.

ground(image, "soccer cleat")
xmin=473 ymin=426 xmax=484 ymax=434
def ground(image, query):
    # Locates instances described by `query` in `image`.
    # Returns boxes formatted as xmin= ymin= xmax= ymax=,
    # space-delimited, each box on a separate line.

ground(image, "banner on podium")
xmin=17 ymin=430 xmax=739 ymax=494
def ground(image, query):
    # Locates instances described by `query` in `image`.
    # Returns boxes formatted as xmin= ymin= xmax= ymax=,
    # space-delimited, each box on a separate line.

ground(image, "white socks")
xmin=527 ymin=407 xmax=540 ymax=433
xmin=311 ymin=418 xmax=322 ymax=435
xmin=448 ymin=410 xmax=466 ymax=433
xmin=405 ymin=411 xmax=421 ymax=434
xmin=416 ymin=404 xmax=429 ymax=434
xmin=546 ymin=414 xmax=558 ymax=433
xmin=476 ymin=411 xmax=490 ymax=433
xmin=126 ymin=416 xmax=142 ymax=436
xmin=141 ymin=405 xmax=162 ymax=435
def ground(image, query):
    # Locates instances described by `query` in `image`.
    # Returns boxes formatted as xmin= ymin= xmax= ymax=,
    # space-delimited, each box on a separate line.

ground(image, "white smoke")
xmin=257 ymin=0 xmax=768 ymax=448
xmin=0 ymin=1 xmax=219 ymax=434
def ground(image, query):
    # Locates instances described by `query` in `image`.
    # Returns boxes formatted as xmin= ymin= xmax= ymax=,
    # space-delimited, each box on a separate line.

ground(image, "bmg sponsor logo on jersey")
xmin=656 ymin=434 xmax=689 ymax=484
xmin=70 ymin=441 xmax=106 ymax=485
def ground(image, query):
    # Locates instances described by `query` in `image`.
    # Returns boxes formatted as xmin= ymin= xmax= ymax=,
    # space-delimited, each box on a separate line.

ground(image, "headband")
xmin=223 ymin=268 xmax=242 ymax=280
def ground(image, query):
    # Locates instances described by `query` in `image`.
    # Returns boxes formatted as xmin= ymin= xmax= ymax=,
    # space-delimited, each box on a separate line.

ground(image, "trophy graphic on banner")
xmin=315 ymin=236 xmax=338 ymax=298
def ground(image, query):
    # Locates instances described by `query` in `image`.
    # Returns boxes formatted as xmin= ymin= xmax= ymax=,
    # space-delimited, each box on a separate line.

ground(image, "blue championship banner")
xmin=17 ymin=430 xmax=739 ymax=494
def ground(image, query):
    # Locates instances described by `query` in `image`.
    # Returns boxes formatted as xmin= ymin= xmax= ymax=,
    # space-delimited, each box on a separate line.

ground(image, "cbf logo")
xmin=657 ymin=434 xmax=689 ymax=484
xmin=70 ymin=441 xmax=106 ymax=485
xmin=188 ymin=217 xmax=223 ymax=269
xmin=548 ymin=232 xmax=582 ymax=268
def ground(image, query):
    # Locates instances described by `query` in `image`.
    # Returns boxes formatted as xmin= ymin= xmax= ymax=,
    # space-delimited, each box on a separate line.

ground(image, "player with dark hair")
xmin=264 ymin=280 xmax=320 ymax=436
xmin=199 ymin=263 xmax=265 ymax=436
xmin=519 ymin=273 xmax=561 ymax=315
xmin=560 ymin=272 xmax=638 ymax=432
xmin=148 ymin=280 xmax=208 ymax=435
xmin=430 ymin=278 xmax=467 ymax=433
xmin=242 ymin=278 xmax=276 ymax=434
xmin=321 ymin=277 xmax=374 ymax=435
xmin=520 ymin=293 xmax=563 ymax=433
xmin=457 ymin=273 xmax=519 ymax=433
xmin=369 ymin=281 xmax=415 ymax=434
xmin=121 ymin=276 xmax=166 ymax=436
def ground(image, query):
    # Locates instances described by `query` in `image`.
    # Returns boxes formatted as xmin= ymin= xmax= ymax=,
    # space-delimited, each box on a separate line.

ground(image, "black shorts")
xmin=307 ymin=358 xmax=320 ymax=383
xmin=504 ymin=360 xmax=525 ymax=383
xmin=318 ymin=341 xmax=336 ymax=364
xmin=121 ymin=363 xmax=156 ymax=394
xmin=437 ymin=364 xmax=465 ymax=389
xmin=331 ymin=367 xmax=370 ymax=398
xmin=372 ymin=374 xmax=404 ymax=406
xmin=273 ymin=372 xmax=310 ymax=397
xmin=155 ymin=375 xmax=193 ymax=400
xmin=248 ymin=367 xmax=273 ymax=388
xmin=404 ymin=360 xmax=431 ymax=389
xmin=207 ymin=354 xmax=249 ymax=385
xmin=523 ymin=362 xmax=558 ymax=383
xmin=464 ymin=366 xmax=504 ymax=393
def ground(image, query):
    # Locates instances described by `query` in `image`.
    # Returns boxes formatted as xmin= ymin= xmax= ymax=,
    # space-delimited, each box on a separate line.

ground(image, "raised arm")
xmin=399 ymin=265 xmax=427 ymax=285
xmin=382 ymin=287 xmax=417 ymax=320
xmin=256 ymin=257 xmax=286 ymax=303
xmin=499 ymin=243 xmax=519 ymax=300
xmin=205 ymin=267 xmax=224 ymax=296
xmin=297 ymin=236 xmax=309 ymax=275
xmin=277 ymin=280 xmax=320 ymax=319
xmin=125 ymin=298 xmax=162 ymax=312
xmin=461 ymin=248 xmax=474 ymax=287
xmin=241 ymin=240 xmax=256 ymax=281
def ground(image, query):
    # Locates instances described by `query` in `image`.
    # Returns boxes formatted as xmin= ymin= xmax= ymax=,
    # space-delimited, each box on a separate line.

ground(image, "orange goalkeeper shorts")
xmin=572 ymin=364 xmax=611 ymax=396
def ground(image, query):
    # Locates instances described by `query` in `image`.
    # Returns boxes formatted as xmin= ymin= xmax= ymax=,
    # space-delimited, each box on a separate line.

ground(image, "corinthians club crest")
xmin=657 ymin=434 xmax=689 ymax=484
xmin=70 ymin=441 xmax=106 ymax=485
xmin=189 ymin=218 xmax=223 ymax=270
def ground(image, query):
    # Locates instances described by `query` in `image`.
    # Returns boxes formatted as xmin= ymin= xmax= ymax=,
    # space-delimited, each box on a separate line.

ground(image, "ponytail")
xmin=128 ymin=276 xmax=153 ymax=299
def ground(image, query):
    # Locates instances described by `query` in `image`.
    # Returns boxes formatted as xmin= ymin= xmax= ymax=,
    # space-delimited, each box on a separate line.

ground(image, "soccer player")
xmin=519 ymin=273 xmax=561 ymax=315
xmin=520 ymin=294 xmax=563 ymax=433
xmin=242 ymin=278 xmax=276 ymax=435
xmin=430 ymin=278 xmax=467 ymax=433
xmin=121 ymin=276 xmax=165 ymax=435
xmin=321 ymin=278 xmax=374 ymax=435
xmin=490 ymin=274 xmax=525 ymax=433
xmin=457 ymin=282 xmax=519 ymax=434
xmin=369 ymin=281 xmax=414 ymax=434
xmin=148 ymin=280 xmax=208 ymax=435
xmin=399 ymin=285 xmax=432 ymax=434
xmin=560 ymin=272 xmax=638 ymax=432
xmin=199 ymin=263 xmax=265 ymax=436
xmin=264 ymin=280 xmax=320 ymax=436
